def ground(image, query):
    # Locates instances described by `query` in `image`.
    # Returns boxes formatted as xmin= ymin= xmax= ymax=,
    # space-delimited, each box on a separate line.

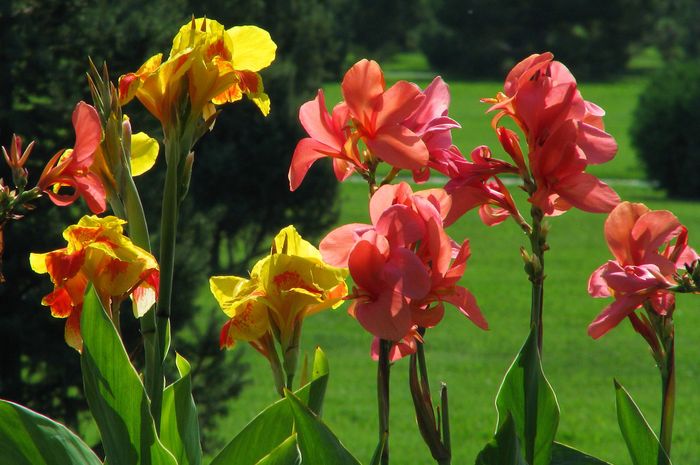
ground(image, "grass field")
xmin=204 ymin=59 xmax=700 ymax=464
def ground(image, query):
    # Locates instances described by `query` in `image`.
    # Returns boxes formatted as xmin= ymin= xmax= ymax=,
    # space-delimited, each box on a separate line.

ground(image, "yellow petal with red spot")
xmin=209 ymin=275 xmax=269 ymax=341
xmin=130 ymin=131 xmax=159 ymax=176
xmin=227 ymin=25 xmax=277 ymax=72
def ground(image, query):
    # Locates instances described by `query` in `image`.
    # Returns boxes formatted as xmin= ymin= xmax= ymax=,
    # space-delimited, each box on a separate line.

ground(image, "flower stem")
xmin=378 ymin=339 xmax=391 ymax=465
xmin=120 ymin=172 xmax=162 ymax=422
xmin=527 ymin=206 xmax=546 ymax=353
xmin=152 ymin=134 xmax=182 ymax=429
xmin=658 ymin=318 xmax=675 ymax=464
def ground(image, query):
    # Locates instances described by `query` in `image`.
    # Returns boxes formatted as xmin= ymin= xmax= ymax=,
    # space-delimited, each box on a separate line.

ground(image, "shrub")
xmin=631 ymin=61 xmax=700 ymax=198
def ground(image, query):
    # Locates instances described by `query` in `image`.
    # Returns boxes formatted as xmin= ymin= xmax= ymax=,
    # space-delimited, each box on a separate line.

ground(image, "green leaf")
xmin=551 ymin=442 xmax=612 ymax=464
xmin=210 ymin=355 xmax=329 ymax=465
xmin=475 ymin=413 xmax=527 ymax=465
xmin=0 ymin=400 xmax=102 ymax=465
xmin=368 ymin=433 xmax=387 ymax=465
xmin=307 ymin=347 xmax=329 ymax=415
xmin=161 ymin=353 xmax=202 ymax=465
xmin=253 ymin=435 xmax=301 ymax=465
xmin=80 ymin=286 xmax=177 ymax=465
xmin=285 ymin=391 xmax=361 ymax=465
xmin=615 ymin=380 xmax=672 ymax=465
xmin=494 ymin=327 xmax=559 ymax=465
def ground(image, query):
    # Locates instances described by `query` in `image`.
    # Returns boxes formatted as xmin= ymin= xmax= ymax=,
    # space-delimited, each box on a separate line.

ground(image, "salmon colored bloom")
xmin=119 ymin=17 xmax=276 ymax=127
xmin=321 ymin=183 xmax=486 ymax=357
xmin=588 ymin=202 xmax=699 ymax=339
xmin=29 ymin=215 xmax=159 ymax=351
xmin=211 ymin=225 xmax=347 ymax=356
xmin=289 ymin=61 xmax=461 ymax=191
xmin=478 ymin=52 xmax=619 ymax=216
xmin=38 ymin=102 xmax=106 ymax=214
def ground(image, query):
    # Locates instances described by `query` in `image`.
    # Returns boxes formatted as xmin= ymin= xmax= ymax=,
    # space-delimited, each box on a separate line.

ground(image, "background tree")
xmin=420 ymin=0 xmax=651 ymax=79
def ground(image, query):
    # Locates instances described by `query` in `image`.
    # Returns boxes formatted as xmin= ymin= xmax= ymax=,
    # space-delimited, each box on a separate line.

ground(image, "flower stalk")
xmin=377 ymin=338 xmax=392 ymax=465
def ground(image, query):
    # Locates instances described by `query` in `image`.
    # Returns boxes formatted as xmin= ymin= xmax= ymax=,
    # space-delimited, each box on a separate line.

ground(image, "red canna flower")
xmin=38 ymin=102 xmax=106 ymax=214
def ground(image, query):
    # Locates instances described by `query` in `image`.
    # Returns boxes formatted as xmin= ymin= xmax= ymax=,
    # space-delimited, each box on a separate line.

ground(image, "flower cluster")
xmin=321 ymin=182 xmax=487 ymax=360
xmin=30 ymin=215 xmax=159 ymax=351
xmin=447 ymin=52 xmax=620 ymax=225
xmin=119 ymin=17 xmax=276 ymax=129
xmin=588 ymin=202 xmax=699 ymax=339
xmin=289 ymin=59 xmax=461 ymax=190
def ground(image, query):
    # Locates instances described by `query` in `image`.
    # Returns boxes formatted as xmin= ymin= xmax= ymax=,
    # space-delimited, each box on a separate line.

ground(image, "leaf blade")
xmin=0 ymin=400 xmax=102 ymax=465
xmin=80 ymin=286 xmax=176 ymax=465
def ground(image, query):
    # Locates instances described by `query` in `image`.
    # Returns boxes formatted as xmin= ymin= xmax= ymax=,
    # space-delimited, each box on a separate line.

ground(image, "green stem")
xmin=658 ymin=325 xmax=675 ymax=464
xmin=527 ymin=206 xmax=546 ymax=354
xmin=153 ymin=135 xmax=182 ymax=429
xmin=120 ymin=173 xmax=161 ymax=420
xmin=440 ymin=384 xmax=451 ymax=465
xmin=378 ymin=339 xmax=391 ymax=465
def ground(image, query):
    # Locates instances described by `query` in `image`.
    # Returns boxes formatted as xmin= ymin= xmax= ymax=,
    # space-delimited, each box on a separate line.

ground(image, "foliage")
xmin=419 ymin=0 xmax=649 ymax=79
xmin=646 ymin=0 xmax=700 ymax=63
xmin=631 ymin=61 xmax=700 ymax=198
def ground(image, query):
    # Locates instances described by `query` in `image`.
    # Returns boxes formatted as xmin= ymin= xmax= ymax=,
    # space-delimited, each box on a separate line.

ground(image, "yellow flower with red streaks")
xmin=118 ymin=17 xmax=276 ymax=128
xmin=29 ymin=216 xmax=159 ymax=351
xmin=210 ymin=225 xmax=347 ymax=356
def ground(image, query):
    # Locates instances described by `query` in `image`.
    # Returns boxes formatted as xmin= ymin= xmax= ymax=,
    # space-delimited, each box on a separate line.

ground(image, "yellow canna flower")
xmin=119 ymin=17 xmax=276 ymax=129
xmin=30 ymin=215 xmax=159 ymax=351
xmin=210 ymin=225 xmax=347 ymax=354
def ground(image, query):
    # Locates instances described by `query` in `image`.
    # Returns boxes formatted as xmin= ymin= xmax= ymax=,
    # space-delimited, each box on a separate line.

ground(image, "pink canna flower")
xmin=38 ymin=102 xmax=106 ymax=214
xmin=588 ymin=202 xmax=699 ymax=339
xmin=479 ymin=52 xmax=619 ymax=217
xmin=321 ymin=182 xmax=486 ymax=357
xmin=290 ymin=61 xmax=463 ymax=191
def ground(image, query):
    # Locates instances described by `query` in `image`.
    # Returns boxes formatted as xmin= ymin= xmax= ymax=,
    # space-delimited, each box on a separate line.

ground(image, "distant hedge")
xmin=419 ymin=0 xmax=649 ymax=79
xmin=632 ymin=61 xmax=700 ymax=199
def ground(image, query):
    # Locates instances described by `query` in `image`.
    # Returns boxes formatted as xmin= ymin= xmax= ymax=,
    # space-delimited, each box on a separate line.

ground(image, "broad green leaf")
xmin=475 ymin=413 xmax=527 ymax=465
xmin=254 ymin=435 xmax=301 ymax=465
xmin=210 ymin=352 xmax=329 ymax=465
xmin=494 ymin=327 xmax=559 ymax=465
xmin=80 ymin=286 xmax=177 ymax=465
xmin=285 ymin=391 xmax=361 ymax=465
xmin=0 ymin=400 xmax=102 ymax=465
xmin=551 ymin=442 xmax=612 ymax=464
xmin=161 ymin=353 xmax=202 ymax=465
xmin=615 ymin=380 xmax=672 ymax=465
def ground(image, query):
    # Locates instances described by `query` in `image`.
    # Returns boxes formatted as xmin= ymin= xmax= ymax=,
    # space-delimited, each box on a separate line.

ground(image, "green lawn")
xmin=212 ymin=182 xmax=700 ymax=465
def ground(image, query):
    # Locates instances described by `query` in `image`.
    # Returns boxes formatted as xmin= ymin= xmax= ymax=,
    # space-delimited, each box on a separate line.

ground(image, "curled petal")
xmin=588 ymin=294 xmax=645 ymax=339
